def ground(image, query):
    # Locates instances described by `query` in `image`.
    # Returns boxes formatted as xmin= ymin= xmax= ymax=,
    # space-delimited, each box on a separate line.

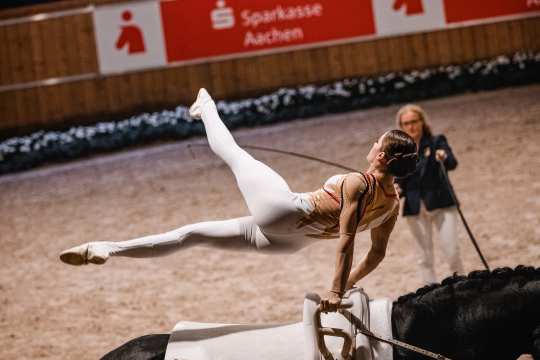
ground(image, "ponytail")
xmin=381 ymin=130 xmax=418 ymax=177
xmin=386 ymin=152 xmax=418 ymax=177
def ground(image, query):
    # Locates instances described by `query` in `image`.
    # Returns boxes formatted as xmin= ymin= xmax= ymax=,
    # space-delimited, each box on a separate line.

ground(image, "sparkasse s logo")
xmin=211 ymin=0 xmax=236 ymax=30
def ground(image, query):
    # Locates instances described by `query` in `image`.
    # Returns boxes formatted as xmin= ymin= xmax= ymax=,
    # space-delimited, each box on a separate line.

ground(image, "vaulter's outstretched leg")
xmin=59 ymin=216 xmax=270 ymax=265
xmin=59 ymin=89 xmax=303 ymax=266
xmin=189 ymin=88 xmax=299 ymax=229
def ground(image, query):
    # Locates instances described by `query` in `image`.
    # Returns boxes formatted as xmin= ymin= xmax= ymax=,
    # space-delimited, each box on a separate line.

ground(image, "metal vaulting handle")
xmin=315 ymin=300 xmax=354 ymax=360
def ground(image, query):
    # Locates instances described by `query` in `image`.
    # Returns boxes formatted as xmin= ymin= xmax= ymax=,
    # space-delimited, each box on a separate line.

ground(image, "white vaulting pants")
xmin=101 ymin=97 xmax=315 ymax=259
xmin=406 ymin=203 xmax=464 ymax=284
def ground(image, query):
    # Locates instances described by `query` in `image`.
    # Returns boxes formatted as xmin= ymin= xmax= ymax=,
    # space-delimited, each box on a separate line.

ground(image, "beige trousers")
xmin=406 ymin=203 xmax=464 ymax=284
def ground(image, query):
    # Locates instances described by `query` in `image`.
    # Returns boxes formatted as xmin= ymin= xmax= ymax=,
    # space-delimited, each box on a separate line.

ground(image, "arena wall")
xmin=1 ymin=1 xmax=539 ymax=132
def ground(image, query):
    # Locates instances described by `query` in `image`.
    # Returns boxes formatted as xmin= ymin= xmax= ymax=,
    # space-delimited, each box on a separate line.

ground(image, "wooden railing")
xmin=1 ymin=1 xmax=539 ymax=131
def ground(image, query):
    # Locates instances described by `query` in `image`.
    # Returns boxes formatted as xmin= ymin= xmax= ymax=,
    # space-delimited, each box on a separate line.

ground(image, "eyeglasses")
xmin=401 ymin=118 xmax=421 ymax=127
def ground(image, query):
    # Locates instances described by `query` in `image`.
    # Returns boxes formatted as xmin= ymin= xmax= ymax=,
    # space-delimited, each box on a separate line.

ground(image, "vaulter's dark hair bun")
xmin=381 ymin=130 xmax=418 ymax=177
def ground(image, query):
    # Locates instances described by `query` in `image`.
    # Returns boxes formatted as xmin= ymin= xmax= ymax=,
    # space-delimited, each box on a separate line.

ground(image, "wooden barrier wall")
xmin=1 ymin=2 xmax=540 ymax=132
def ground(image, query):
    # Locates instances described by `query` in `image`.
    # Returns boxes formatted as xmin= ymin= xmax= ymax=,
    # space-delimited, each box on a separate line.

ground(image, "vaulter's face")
xmin=366 ymin=132 xmax=386 ymax=163
xmin=399 ymin=110 xmax=423 ymax=140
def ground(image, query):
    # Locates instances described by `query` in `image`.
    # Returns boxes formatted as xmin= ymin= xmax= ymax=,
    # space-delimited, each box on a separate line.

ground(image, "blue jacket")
xmin=396 ymin=134 xmax=458 ymax=216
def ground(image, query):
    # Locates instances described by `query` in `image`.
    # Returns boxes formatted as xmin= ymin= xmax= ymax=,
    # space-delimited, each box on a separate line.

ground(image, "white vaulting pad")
xmin=367 ymin=298 xmax=393 ymax=360
xmin=165 ymin=289 xmax=394 ymax=360
xmin=165 ymin=321 xmax=304 ymax=360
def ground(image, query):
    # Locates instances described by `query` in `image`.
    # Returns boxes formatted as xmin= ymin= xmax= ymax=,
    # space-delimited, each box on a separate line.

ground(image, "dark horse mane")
xmin=395 ymin=265 xmax=540 ymax=306
xmin=391 ymin=265 xmax=540 ymax=359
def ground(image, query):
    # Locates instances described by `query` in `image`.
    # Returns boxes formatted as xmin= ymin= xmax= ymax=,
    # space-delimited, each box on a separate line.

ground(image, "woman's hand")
xmin=320 ymin=290 xmax=343 ymax=313
xmin=435 ymin=149 xmax=447 ymax=162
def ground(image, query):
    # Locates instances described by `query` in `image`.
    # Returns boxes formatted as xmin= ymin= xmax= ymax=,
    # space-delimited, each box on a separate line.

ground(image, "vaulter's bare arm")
xmin=345 ymin=211 xmax=397 ymax=289
xmin=329 ymin=174 xmax=367 ymax=296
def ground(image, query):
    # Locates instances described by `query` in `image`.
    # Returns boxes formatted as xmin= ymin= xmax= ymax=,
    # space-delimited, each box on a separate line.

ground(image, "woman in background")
xmin=395 ymin=104 xmax=464 ymax=284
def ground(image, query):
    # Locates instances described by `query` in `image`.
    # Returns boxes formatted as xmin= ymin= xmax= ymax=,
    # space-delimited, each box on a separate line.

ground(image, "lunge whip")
xmin=187 ymin=143 xmax=358 ymax=172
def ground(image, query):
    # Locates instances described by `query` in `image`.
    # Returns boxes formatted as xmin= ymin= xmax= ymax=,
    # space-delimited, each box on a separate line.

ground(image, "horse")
xmin=100 ymin=266 xmax=540 ymax=360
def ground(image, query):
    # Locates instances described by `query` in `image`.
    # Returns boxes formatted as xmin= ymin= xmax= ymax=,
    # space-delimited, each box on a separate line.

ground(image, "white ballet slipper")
xmin=59 ymin=242 xmax=110 ymax=266
xmin=189 ymin=88 xmax=213 ymax=120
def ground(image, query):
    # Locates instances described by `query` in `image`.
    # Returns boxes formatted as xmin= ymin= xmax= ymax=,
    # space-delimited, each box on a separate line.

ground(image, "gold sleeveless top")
xmin=297 ymin=172 xmax=399 ymax=239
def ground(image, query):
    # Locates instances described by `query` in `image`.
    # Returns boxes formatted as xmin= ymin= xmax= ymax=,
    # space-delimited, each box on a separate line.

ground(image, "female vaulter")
xmin=60 ymin=89 xmax=417 ymax=310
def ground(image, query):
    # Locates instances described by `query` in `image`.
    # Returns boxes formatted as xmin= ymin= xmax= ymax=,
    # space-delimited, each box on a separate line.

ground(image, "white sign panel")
xmin=93 ymin=1 xmax=166 ymax=74
xmin=373 ymin=0 xmax=446 ymax=36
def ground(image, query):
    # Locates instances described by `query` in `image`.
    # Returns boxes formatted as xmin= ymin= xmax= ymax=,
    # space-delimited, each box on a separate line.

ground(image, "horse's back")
xmin=165 ymin=321 xmax=304 ymax=360
xmin=164 ymin=289 xmax=393 ymax=360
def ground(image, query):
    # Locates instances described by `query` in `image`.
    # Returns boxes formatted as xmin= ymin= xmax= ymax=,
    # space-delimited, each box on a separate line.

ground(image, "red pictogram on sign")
xmin=115 ymin=10 xmax=146 ymax=54
xmin=393 ymin=0 xmax=424 ymax=15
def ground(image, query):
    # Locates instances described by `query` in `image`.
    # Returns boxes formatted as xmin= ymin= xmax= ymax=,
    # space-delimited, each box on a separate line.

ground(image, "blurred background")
xmin=1 ymin=1 xmax=539 ymax=141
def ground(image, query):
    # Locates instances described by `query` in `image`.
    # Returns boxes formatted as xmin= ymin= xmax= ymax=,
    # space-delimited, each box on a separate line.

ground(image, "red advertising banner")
xmin=91 ymin=0 xmax=540 ymax=74
xmin=444 ymin=0 xmax=540 ymax=23
xmin=160 ymin=0 xmax=375 ymax=63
